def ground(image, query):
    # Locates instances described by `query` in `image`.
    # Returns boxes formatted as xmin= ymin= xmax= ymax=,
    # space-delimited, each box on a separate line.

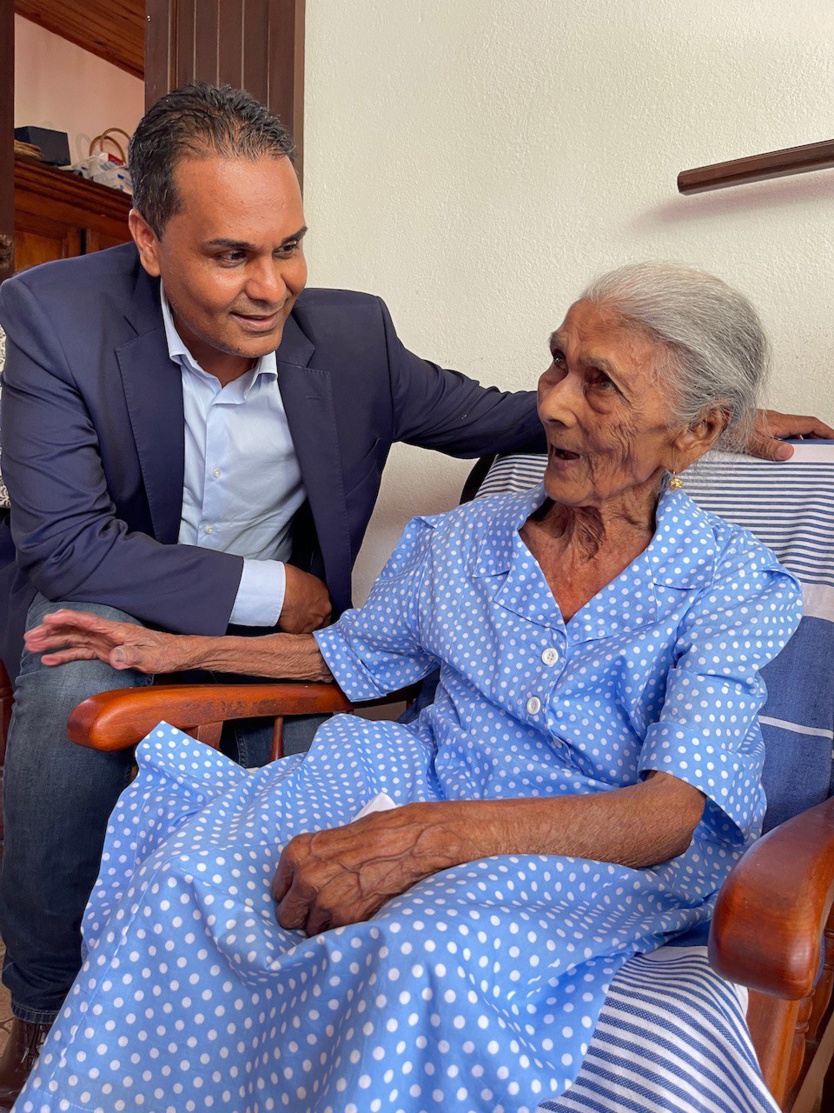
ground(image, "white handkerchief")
xmin=353 ymin=791 xmax=397 ymax=820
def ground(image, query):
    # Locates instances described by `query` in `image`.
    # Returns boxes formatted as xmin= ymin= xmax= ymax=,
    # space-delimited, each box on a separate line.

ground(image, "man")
xmin=0 ymin=82 xmax=544 ymax=1104
xmin=0 ymin=83 xmax=827 ymax=1104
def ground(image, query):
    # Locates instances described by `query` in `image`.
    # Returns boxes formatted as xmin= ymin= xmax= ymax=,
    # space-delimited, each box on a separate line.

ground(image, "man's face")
xmin=130 ymin=154 xmax=307 ymax=383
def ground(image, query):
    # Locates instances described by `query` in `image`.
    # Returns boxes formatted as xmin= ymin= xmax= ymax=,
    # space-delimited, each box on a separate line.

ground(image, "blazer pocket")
xmin=343 ymin=438 xmax=381 ymax=496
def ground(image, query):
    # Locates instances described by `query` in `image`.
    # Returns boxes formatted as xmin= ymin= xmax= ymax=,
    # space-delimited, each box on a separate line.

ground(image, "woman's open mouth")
xmin=550 ymin=446 xmax=581 ymax=462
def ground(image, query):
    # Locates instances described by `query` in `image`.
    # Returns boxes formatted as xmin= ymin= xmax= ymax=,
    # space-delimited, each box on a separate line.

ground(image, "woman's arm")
xmin=24 ymin=609 xmax=332 ymax=681
xmin=273 ymin=772 xmax=705 ymax=935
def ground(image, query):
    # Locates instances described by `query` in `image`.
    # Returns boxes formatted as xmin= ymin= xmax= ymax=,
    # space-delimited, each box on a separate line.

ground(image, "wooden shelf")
xmin=17 ymin=0 xmax=145 ymax=79
xmin=15 ymin=156 xmax=132 ymax=224
xmin=14 ymin=155 xmax=132 ymax=271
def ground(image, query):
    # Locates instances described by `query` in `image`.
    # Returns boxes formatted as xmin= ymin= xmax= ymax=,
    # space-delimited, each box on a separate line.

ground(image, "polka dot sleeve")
xmin=315 ymin=516 xmax=440 ymax=701
xmin=638 ymin=539 xmax=802 ymax=839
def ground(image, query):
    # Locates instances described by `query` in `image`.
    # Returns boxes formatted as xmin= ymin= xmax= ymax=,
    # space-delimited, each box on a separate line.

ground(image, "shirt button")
xmin=212 ymin=468 xmax=221 ymax=478
xmin=526 ymin=696 xmax=541 ymax=715
xmin=541 ymin=648 xmax=559 ymax=665
xmin=205 ymin=525 xmax=215 ymax=535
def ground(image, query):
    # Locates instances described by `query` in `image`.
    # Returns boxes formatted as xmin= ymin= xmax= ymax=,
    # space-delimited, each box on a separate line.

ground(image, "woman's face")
xmin=538 ymin=300 xmax=684 ymax=512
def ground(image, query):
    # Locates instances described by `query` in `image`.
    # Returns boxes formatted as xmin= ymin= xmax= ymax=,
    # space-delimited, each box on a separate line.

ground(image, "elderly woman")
xmin=19 ymin=263 xmax=800 ymax=1113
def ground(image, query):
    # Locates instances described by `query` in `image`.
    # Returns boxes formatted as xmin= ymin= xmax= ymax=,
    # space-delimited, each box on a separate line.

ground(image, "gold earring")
xmin=669 ymin=471 xmax=684 ymax=490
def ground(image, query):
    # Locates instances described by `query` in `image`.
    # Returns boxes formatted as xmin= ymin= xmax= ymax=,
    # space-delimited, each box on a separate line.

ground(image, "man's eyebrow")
xmin=204 ymin=227 xmax=308 ymax=250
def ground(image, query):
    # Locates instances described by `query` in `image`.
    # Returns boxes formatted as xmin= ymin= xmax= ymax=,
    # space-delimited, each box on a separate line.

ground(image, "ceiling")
xmin=17 ymin=0 xmax=144 ymax=79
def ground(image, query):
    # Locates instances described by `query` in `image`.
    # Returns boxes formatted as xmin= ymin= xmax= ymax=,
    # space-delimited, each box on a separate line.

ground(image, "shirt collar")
xmin=159 ymin=282 xmax=278 ymax=392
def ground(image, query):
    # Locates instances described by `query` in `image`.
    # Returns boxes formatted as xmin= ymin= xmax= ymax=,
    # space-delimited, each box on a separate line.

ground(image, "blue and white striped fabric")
xmin=539 ymin=948 xmax=769 ymax=1113
xmin=477 ymin=444 xmax=834 ymax=1113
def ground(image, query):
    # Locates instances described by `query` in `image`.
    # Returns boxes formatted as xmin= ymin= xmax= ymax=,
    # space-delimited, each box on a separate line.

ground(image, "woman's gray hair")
xmin=579 ymin=262 xmax=769 ymax=452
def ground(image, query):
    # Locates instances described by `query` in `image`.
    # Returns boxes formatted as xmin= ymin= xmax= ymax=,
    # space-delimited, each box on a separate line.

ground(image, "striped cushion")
xmin=537 ymin=947 xmax=773 ymax=1113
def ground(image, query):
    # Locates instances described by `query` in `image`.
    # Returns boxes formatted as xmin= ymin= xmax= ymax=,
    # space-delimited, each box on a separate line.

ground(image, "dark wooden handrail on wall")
xmin=678 ymin=139 xmax=834 ymax=194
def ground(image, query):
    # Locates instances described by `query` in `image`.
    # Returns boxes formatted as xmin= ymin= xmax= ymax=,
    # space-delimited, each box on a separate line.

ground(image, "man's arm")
xmin=378 ymin=298 xmax=545 ymax=456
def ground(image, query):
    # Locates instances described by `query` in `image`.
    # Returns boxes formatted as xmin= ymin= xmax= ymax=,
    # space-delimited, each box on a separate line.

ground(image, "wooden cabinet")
xmin=13 ymin=155 xmax=132 ymax=272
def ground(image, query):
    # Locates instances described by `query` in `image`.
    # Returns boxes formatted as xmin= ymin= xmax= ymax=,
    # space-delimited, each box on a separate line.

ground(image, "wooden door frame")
xmin=145 ymin=0 xmax=305 ymax=186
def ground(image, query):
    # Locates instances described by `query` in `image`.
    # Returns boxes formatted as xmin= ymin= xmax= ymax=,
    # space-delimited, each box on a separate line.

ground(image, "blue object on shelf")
xmin=14 ymin=126 xmax=71 ymax=167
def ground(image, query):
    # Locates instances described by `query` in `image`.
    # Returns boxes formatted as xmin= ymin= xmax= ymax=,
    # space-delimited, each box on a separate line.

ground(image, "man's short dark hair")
xmin=128 ymin=82 xmax=295 ymax=237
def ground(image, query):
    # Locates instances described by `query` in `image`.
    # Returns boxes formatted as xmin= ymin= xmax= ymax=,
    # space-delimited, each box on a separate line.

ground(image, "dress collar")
xmin=472 ymin=483 xmax=720 ymax=638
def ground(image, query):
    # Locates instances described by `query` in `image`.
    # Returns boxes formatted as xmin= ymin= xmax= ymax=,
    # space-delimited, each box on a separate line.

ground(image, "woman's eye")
xmin=592 ymin=372 xmax=616 ymax=392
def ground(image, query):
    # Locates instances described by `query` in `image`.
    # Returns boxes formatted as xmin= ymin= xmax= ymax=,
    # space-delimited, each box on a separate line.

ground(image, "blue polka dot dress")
xmin=18 ymin=486 xmax=802 ymax=1113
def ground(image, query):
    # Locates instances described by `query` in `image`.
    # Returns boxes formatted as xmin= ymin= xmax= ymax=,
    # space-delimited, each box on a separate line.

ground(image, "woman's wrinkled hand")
xmin=272 ymin=804 xmax=453 ymax=936
xmin=24 ymin=609 xmax=191 ymax=674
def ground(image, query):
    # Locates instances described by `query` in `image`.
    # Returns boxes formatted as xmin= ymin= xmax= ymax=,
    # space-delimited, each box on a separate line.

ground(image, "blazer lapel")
xmin=276 ymin=316 xmax=354 ymax=612
xmin=116 ymin=268 xmax=185 ymax=544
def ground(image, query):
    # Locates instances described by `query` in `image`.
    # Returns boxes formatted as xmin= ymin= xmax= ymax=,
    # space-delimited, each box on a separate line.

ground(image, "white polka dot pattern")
xmin=18 ymin=484 xmax=802 ymax=1112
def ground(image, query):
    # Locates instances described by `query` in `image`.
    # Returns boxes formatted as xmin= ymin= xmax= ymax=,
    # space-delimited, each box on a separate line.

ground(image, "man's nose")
xmin=245 ymin=259 xmax=288 ymax=306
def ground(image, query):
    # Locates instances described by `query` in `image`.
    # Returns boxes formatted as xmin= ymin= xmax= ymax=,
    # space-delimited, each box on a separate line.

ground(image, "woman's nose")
xmin=539 ymin=376 xmax=581 ymax=424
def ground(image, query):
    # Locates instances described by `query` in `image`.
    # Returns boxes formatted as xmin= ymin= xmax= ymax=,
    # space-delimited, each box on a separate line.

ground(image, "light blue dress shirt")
xmin=160 ymin=285 xmax=306 ymax=626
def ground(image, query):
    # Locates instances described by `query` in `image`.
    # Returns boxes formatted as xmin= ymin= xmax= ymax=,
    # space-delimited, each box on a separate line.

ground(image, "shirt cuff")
xmin=638 ymin=720 xmax=759 ymax=842
xmin=229 ymin=559 xmax=285 ymax=627
xmin=314 ymin=619 xmax=392 ymax=703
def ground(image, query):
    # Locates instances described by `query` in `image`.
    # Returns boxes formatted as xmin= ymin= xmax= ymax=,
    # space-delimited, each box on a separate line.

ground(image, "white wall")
xmin=14 ymin=16 xmax=144 ymax=165
xmin=303 ymin=0 xmax=834 ymax=603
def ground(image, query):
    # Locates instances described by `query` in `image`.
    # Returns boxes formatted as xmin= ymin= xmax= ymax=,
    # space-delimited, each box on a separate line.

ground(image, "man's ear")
xmin=669 ymin=405 xmax=730 ymax=471
xmin=128 ymin=209 xmax=162 ymax=277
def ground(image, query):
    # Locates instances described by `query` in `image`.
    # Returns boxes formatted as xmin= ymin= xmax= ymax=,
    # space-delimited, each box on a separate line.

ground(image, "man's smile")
xmin=231 ymin=308 xmax=284 ymax=333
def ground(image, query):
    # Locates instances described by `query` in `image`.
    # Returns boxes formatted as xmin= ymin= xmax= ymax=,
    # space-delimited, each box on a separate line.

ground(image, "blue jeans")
xmin=0 ymin=597 xmax=322 ymax=1023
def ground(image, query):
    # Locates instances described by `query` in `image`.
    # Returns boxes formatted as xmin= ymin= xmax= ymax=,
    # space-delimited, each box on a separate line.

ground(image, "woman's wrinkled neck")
xmin=530 ymin=487 xmax=660 ymax=562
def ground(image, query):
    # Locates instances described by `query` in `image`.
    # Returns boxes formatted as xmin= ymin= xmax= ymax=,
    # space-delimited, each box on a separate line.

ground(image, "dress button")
xmin=541 ymin=648 xmax=558 ymax=665
xmin=212 ymin=468 xmax=221 ymax=478
xmin=526 ymin=696 xmax=541 ymax=715
xmin=205 ymin=525 xmax=215 ymax=535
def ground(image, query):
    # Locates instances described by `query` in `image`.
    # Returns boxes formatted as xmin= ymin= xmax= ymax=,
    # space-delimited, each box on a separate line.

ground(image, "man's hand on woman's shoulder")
xmin=748 ymin=409 xmax=834 ymax=461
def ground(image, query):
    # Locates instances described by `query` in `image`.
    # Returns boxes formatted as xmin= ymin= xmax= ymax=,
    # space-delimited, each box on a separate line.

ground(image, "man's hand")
xmin=748 ymin=409 xmax=834 ymax=461
xmin=24 ymin=610 xmax=192 ymax=674
xmin=279 ymin=566 xmax=332 ymax=634
xmin=272 ymin=804 xmax=454 ymax=935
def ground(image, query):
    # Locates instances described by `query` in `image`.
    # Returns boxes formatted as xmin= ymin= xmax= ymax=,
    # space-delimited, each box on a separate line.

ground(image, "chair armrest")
xmin=709 ymin=795 xmax=834 ymax=999
xmin=68 ymin=682 xmax=353 ymax=751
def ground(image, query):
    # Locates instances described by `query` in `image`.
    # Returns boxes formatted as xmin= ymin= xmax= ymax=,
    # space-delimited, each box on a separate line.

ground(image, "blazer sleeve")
xmin=0 ymin=276 xmax=244 ymax=636
xmin=378 ymin=299 xmax=546 ymax=456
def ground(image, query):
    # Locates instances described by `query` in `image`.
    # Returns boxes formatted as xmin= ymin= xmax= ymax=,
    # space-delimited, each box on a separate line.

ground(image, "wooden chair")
xmin=60 ymin=446 xmax=834 ymax=1111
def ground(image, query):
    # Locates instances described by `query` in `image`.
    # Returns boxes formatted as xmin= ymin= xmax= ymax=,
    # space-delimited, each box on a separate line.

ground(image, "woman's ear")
xmin=128 ymin=209 xmax=162 ymax=277
xmin=669 ymin=405 xmax=730 ymax=471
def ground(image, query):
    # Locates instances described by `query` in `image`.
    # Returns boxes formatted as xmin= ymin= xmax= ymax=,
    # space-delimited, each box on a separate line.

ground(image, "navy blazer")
xmin=0 ymin=244 xmax=543 ymax=677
